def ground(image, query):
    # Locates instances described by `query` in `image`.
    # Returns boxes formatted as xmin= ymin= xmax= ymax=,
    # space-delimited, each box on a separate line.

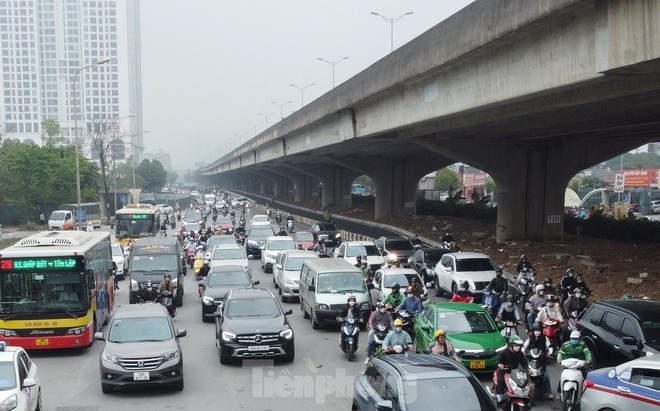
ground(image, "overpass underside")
xmin=202 ymin=0 xmax=660 ymax=243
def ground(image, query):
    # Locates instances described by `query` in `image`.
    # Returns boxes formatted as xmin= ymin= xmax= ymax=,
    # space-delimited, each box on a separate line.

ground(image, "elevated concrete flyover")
xmin=202 ymin=0 xmax=660 ymax=242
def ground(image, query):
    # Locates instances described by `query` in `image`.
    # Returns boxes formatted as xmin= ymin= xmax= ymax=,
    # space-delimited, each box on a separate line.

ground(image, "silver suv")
xmin=94 ymin=304 xmax=187 ymax=393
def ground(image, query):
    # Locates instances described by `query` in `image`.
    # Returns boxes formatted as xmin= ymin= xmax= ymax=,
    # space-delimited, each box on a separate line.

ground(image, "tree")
xmin=137 ymin=159 xmax=167 ymax=192
xmin=434 ymin=168 xmax=460 ymax=194
xmin=484 ymin=176 xmax=496 ymax=196
xmin=41 ymin=119 xmax=62 ymax=146
xmin=167 ymin=171 xmax=179 ymax=185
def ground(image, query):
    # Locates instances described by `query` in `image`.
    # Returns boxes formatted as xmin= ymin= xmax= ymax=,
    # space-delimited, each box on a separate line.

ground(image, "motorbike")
xmin=275 ymin=213 xmax=282 ymax=224
xmin=287 ymin=219 xmax=294 ymax=233
xmin=558 ymin=358 xmax=586 ymax=411
xmin=339 ymin=317 xmax=361 ymax=361
xmin=527 ymin=347 xmax=552 ymax=406
xmin=137 ymin=281 xmax=160 ymax=304
xmin=499 ymin=320 xmax=520 ymax=343
xmin=541 ymin=318 xmax=562 ymax=351
xmin=170 ymin=220 xmax=176 ymax=229
xmin=516 ymin=270 xmax=535 ymax=315
xmin=160 ymin=289 xmax=176 ymax=317
xmin=186 ymin=249 xmax=196 ymax=268
xmin=372 ymin=323 xmax=391 ymax=358
xmin=176 ymin=211 xmax=181 ymax=221
xmin=492 ymin=366 xmax=532 ymax=411
xmin=193 ymin=257 xmax=204 ymax=276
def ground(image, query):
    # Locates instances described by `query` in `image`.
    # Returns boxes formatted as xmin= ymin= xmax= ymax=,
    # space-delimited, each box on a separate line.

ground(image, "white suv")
xmin=261 ymin=236 xmax=296 ymax=273
xmin=333 ymin=240 xmax=386 ymax=272
xmin=433 ymin=252 xmax=504 ymax=302
xmin=274 ymin=250 xmax=318 ymax=302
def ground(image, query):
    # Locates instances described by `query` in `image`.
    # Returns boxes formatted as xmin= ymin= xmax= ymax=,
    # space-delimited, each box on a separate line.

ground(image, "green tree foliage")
xmin=604 ymin=151 xmax=660 ymax=170
xmin=41 ymin=118 xmax=62 ymax=146
xmin=137 ymin=159 xmax=167 ymax=192
xmin=167 ymin=171 xmax=179 ymax=185
xmin=434 ymin=168 xmax=460 ymax=194
xmin=485 ymin=176 xmax=496 ymax=195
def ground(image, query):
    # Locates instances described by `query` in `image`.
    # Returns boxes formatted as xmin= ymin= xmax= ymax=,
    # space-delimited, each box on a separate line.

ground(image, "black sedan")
xmin=199 ymin=265 xmax=259 ymax=322
xmin=408 ymin=247 xmax=451 ymax=283
xmin=244 ymin=226 xmax=275 ymax=258
xmin=213 ymin=288 xmax=295 ymax=364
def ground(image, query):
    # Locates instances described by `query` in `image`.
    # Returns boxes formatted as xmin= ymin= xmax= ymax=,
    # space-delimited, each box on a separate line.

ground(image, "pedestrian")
xmin=39 ymin=212 xmax=46 ymax=227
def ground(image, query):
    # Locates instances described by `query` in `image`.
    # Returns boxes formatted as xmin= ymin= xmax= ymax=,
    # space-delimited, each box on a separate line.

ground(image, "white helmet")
xmin=535 ymin=284 xmax=545 ymax=293
xmin=570 ymin=330 xmax=581 ymax=339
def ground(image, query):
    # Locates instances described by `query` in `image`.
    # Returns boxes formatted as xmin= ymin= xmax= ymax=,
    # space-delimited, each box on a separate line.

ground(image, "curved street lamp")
xmin=317 ymin=57 xmax=349 ymax=88
xmin=370 ymin=11 xmax=414 ymax=52
xmin=290 ymin=83 xmax=315 ymax=107
xmin=72 ymin=57 xmax=111 ymax=230
xmin=271 ymin=100 xmax=292 ymax=120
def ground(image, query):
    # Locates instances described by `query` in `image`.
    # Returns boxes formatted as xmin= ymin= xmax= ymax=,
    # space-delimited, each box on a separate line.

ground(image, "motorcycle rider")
xmin=364 ymin=302 xmax=394 ymax=363
xmin=354 ymin=255 xmax=363 ymax=269
xmin=383 ymin=283 xmax=404 ymax=309
xmin=523 ymin=323 xmax=554 ymax=400
xmin=495 ymin=335 xmax=529 ymax=396
xmin=496 ymin=294 xmax=522 ymax=336
xmin=488 ymin=267 xmax=508 ymax=313
xmin=559 ymin=269 xmax=576 ymax=305
xmin=196 ymin=260 xmax=210 ymax=281
xmin=556 ymin=331 xmax=592 ymax=394
xmin=398 ymin=286 xmax=422 ymax=317
xmin=482 ymin=284 xmax=499 ymax=318
xmin=572 ymin=274 xmax=592 ymax=297
xmin=536 ymin=296 xmax=565 ymax=345
xmin=526 ymin=284 xmax=548 ymax=331
xmin=313 ymin=238 xmax=326 ymax=255
xmin=324 ymin=210 xmax=333 ymax=223
xmin=158 ymin=274 xmax=177 ymax=298
xmin=359 ymin=259 xmax=371 ymax=280
xmin=381 ymin=318 xmax=413 ymax=353
xmin=516 ymin=254 xmax=535 ymax=273
xmin=450 ymin=280 xmax=474 ymax=303
xmin=542 ymin=277 xmax=557 ymax=297
xmin=429 ymin=329 xmax=460 ymax=362
xmin=338 ymin=295 xmax=360 ymax=347
xmin=441 ymin=232 xmax=455 ymax=245
xmin=563 ymin=288 xmax=589 ymax=318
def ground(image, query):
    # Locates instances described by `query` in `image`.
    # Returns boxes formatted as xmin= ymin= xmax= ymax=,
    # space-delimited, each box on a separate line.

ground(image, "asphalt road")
xmin=27 ymin=208 xmax=564 ymax=411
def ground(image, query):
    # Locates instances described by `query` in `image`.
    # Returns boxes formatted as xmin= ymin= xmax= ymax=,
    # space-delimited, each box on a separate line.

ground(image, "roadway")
xmin=30 ymin=207 xmax=563 ymax=411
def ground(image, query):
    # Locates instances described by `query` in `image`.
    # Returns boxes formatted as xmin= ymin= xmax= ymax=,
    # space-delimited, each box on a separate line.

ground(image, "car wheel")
xmin=312 ymin=312 xmax=319 ymax=329
xmin=434 ymin=276 xmax=442 ymax=297
xmin=302 ymin=302 xmax=310 ymax=319
xmin=172 ymin=379 xmax=184 ymax=391
xmin=101 ymin=383 xmax=113 ymax=394
xmin=451 ymin=282 xmax=458 ymax=297
xmin=584 ymin=338 xmax=598 ymax=369
xmin=35 ymin=390 xmax=42 ymax=411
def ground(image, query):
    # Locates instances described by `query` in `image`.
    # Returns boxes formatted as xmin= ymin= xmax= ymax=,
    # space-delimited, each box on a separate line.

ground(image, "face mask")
xmin=349 ymin=301 xmax=355 ymax=307
xmin=575 ymin=294 xmax=582 ymax=298
xmin=569 ymin=273 xmax=574 ymax=277
xmin=379 ymin=308 xmax=386 ymax=313
xmin=507 ymin=302 xmax=513 ymax=307
xmin=534 ymin=331 xmax=542 ymax=337
xmin=394 ymin=326 xmax=402 ymax=332
xmin=570 ymin=339 xmax=579 ymax=345
xmin=484 ymin=291 xmax=491 ymax=296
xmin=513 ymin=346 xmax=521 ymax=352
xmin=406 ymin=294 xmax=413 ymax=298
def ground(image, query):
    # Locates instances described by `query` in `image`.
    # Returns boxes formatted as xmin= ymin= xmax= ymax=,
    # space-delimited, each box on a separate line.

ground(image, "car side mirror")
xmin=367 ymin=283 xmax=375 ymax=290
xmin=253 ymin=280 xmax=260 ymax=285
xmin=425 ymin=282 xmax=433 ymax=289
xmin=177 ymin=329 xmax=187 ymax=338
xmin=337 ymin=254 xmax=343 ymax=258
xmin=446 ymin=266 xmax=453 ymax=272
xmin=285 ymin=309 xmax=293 ymax=315
xmin=496 ymin=322 xmax=505 ymax=330
xmin=375 ymin=400 xmax=393 ymax=411
xmin=419 ymin=323 xmax=430 ymax=331
xmin=22 ymin=378 xmax=36 ymax=389
xmin=276 ymin=264 xmax=283 ymax=270
xmin=308 ymin=285 xmax=316 ymax=292
xmin=93 ymin=331 xmax=105 ymax=341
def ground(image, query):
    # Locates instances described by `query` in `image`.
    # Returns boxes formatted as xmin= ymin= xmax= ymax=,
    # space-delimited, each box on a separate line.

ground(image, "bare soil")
xmin=330 ymin=206 xmax=660 ymax=302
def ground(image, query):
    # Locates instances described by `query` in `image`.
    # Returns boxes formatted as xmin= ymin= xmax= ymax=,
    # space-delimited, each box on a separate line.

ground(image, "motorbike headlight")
xmin=162 ymin=347 xmax=180 ymax=361
xmin=360 ymin=302 xmax=370 ymax=310
xmin=279 ymin=328 xmax=293 ymax=339
xmin=222 ymin=331 xmax=236 ymax=342
xmin=202 ymin=295 xmax=214 ymax=305
xmin=101 ymin=350 xmax=120 ymax=364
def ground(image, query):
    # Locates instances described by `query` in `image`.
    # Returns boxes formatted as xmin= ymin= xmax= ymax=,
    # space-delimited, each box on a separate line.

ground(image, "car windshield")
xmin=253 ymin=216 xmax=269 ymax=223
xmin=208 ymin=271 xmax=250 ymax=287
xmin=50 ymin=211 xmax=66 ymax=220
xmin=111 ymin=245 xmax=123 ymax=257
xmin=131 ymin=254 xmax=178 ymax=272
xmin=436 ymin=311 xmax=497 ymax=333
xmin=424 ymin=250 xmax=446 ymax=263
xmin=108 ymin=316 xmax=173 ymax=342
xmin=346 ymin=245 xmax=381 ymax=258
xmin=184 ymin=223 xmax=201 ymax=232
xmin=249 ymin=228 xmax=275 ymax=238
xmin=641 ymin=320 xmax=660 ymax=344
xmin=268 ymin=240 xmax=296 ymax=250
xmin=456 ymin=258 xmax=498 ymax=272
xmin=383 ymin=273 xmax=421 ymax=288
xmin=0 ymin=361 xmax=17 ymax=389
xmin=212 ymin=249 xmax=246 ymax=260
xmin=208 ymin=237 xmax=236 ymax=248
xmin=386 ymin=240 xmax=414 ymax=251
xmin=295 ymin=232 xmax=314 ymax=242
xmin=317 ymin=272 xmax=366 ymax=294
xmin=285 ymin=257 xmax=311 ymax=271
xmin=403 ymin=377 xmax=496 ymax=410
xmin=227 ymin=297 xmax=280 ymax=317
xmin=317 ymin=223 xmax=336 ymax=231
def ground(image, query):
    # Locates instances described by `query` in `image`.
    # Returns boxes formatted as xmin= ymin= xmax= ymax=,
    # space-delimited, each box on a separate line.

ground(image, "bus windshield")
xmin=115 ymin=218 xmax=156 ymax=239
xmin=0 ymin=272 xmax=87 ymax=316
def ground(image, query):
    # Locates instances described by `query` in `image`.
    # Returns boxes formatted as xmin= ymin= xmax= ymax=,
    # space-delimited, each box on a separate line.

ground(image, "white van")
xmin=299 ymin=258 xmax=372 ymax=329
xmin=48 ymin=210 xmax=74 ymax=230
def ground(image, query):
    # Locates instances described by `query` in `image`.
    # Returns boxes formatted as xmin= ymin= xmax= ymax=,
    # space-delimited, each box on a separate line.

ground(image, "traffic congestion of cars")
xmin=2 ymin=193 xmax=659 ymax=411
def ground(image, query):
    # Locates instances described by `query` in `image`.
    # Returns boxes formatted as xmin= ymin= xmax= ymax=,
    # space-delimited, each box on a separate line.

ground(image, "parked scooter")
xmin=527 ymin=347 xmax=552 ymax=406
xmin=160 ymin=289 xmax=176 ymax=317
xmin=338 ymin=317 xmax=361 ymax=361
xmin=558 ymin=358 xmax=586 ymax=411
xmin=492 ymin=366 xmax=532 ymax=411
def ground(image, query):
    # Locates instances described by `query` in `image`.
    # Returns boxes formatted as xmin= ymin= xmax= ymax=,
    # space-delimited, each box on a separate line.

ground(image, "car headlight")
xmin=247 ymin=240 xmax=257 ymax=246
xmin=496 ymin=344 xmax=508 ymax=352
xmin=131 ymin=279 xmax=138 ymax=290
xmin=360 ymin=302 xmax=370 ymax=310
xmin=279 ymin=328 xmax=293 ymax=339
xmin=102 ymin=350 xmax=120 ymax=364
xmin=387 ymin=253 xmax=398 ymax=261
xmin=0 ymin=329 xmax=17 ymax=337
xmin=222 ymin=331 xmax=236 ymax=342
xmin=0 ymin=394 xmax=18 ymax=411
xmin=202 ymin=295 xmax=214 ymax=305
xmin=162 ymin=347 xmax=180 ymax=361
xmin=315 ymin=304 xmax=329 ymax=310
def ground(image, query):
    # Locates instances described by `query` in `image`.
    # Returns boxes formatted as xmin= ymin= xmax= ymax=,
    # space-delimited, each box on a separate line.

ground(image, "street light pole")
xmin=317 ymin=57 xmax=349 ymax=88
xmin=130 ymin=130 xmax=150 ymax=189
xmin=72 ymin=57 xmax=111 ymax=230
xmin=370 ymin=11 xmax=414 ymax=52
xmin=247 ymin=121 xmax=262 ymax=136
xmin=257 ymin=112 xmax=275 ymax=128
xmin=271 ymin=100 xmax=292 ymax=120
xmin=290 ymin=83 xmax=315 ymax=107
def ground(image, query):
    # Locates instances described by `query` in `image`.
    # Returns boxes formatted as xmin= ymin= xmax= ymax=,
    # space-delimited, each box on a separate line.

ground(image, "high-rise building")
xmin=145 ymin=149 xmax=172 ymax=173
xmin=0 ymin=0 xmax=141 ymax=157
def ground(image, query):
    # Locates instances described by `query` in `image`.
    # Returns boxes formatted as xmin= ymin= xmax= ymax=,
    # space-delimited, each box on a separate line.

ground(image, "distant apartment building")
xmin=146 ymin=149 xmax=172 ymax=172
xmin=0 ymin=0 xmax=144 ymax=160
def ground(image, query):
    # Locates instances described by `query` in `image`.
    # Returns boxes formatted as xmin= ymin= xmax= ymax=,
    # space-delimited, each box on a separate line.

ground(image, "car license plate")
xmin=248 ymin=345 xmax=269 ymax=352
xmin=133 ymin=372 xmax=150 ymax=381
xmin=35 ymin=338 xmax=49 ymax=346
xmin=469 ymin=360 xmax=486 ymax=369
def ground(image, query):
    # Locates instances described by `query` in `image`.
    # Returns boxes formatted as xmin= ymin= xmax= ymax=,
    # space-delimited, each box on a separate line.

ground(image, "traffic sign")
xmin=614 ymin=173 xmax=625 ymax=193
xmin=119 ymin=195 xmax=127 ymax=204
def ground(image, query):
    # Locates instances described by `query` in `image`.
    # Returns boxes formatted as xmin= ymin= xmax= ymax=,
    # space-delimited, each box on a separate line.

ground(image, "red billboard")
xmin=622 ymin=169 xmax=660 ymax=187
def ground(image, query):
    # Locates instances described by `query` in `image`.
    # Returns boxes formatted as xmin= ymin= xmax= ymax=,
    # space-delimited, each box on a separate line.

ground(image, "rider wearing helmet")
xmin=196 ymin=259 xmax=210 ymax=281
xmin=158 ymin=273 xmax=177 ymax=297
xmin=381 ymin=318 xmax=413 ymax=353
xmin=563 ymin=287 xmax=589 ymax=318
xmin=450 ymin=280 xmax=474 ymax=303
xmin=516 ymin=254 xmax=535 ymax=273
xmin=429 ymin=329 xmax=460 ymax=362
xmin=496 ymin=335 xmax=528 ymax=396
xmin=398 ymin=286 xmax=422 ymax=316
xmin=383 ymin=282 xmax=404 ymax=309
xmin=556 ymin=331 xmax=593 ymax=392
xmin=338 ymin=295 xmax=360 ymax=320
xmin=543 ymin=277 xmax=557 ymax=296
xmin=523 ymin=323 xmax=555 ymax=400
xmin=527 ymin=284 xmax=547 ymax=330
xmin=496 ymin=294 xmax=521 ymax=324
xmin=559 ymin=268 xmax=576 ymax=304
xmin=482 ymin=284 xmax=499 ymax=317
xmin=365 ymin=302 xmax=394 ymax=363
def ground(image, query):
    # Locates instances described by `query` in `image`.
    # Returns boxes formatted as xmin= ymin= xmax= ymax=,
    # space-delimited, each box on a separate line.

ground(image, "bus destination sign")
xmin=0 ymin=257 xmax=82 ymax=272
xmin=116 ymin=214 xmax=150 ymax=220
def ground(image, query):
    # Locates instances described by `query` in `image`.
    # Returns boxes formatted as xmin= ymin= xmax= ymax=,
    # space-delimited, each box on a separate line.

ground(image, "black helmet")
xmin=532 ymin=323 xmax=541 ymax=331
xmin=461 ymin=280 xmax=469 ymax=290
xmin=391 ymin=282 xmax=400 ymax=290
xmin=505 ymin=294 xmax=514 ymax=303
xmin=164 ymin=274 xmax=171 ymax=280
xmin=544 ymin=277 xmax=552 ymax=284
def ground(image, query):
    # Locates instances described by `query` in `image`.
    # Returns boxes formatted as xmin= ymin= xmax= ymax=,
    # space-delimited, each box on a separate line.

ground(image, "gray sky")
xmin=139 ymin=0 xmax=475 ymax=172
